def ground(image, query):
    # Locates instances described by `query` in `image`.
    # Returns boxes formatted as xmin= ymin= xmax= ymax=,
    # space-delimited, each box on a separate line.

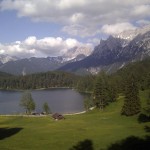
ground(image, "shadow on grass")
xmin=106 ymin=136 xmax=150 ymax=150
xmin=70 ymin=136 xmax=150 ymax=150
xmin=145 ymin=126 xmax=150 ymax=133
xmin=0 ymin=127 xmax=23 ymax=140
xmin=69 ymin=139 xmax=93 ymax=150
xmin=138 ymin=114 xmax=150 ymax=123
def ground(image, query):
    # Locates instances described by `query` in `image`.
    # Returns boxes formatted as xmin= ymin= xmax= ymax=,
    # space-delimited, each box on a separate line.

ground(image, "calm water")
xmin=0 ymin=89 xmax=85 ymax=114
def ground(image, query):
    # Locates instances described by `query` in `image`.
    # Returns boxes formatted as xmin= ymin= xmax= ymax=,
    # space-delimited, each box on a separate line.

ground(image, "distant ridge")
xmin=0 ymin=46 xmax=92 ymax=75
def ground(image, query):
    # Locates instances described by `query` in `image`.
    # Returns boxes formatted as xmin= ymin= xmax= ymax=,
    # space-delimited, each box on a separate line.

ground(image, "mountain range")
xmin=0 ymin=46 xmax=92 ymax=75
xmin=0 ymin=25 xmax=150 ymax=75
xmin=59 ymin=25 xmax=150 ymax=74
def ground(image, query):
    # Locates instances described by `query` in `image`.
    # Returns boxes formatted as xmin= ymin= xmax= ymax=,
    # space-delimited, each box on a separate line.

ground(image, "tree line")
xmin=0 ymin=71 xmax=79 ymax=90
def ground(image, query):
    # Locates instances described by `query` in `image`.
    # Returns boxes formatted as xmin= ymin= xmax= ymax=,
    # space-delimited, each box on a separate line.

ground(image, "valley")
xmin=0 ymin=1 xmax=150 ymax=149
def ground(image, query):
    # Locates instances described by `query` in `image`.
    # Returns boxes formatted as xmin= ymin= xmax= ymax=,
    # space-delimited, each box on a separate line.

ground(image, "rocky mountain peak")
xmin=59 ymin=25 xmax=150 ymax=75
xmin=63 ymin=46 xmax=92 ymax=61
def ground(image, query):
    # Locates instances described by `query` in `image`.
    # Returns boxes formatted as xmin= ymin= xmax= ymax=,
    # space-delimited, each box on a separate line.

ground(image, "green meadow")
xmin=0 ymin=90 xmax=150 ymax=150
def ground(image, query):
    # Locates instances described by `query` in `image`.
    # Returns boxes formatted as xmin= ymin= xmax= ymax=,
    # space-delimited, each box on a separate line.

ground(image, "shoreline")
xmin=64 ymin=107 xmax=95 ymax=115
xmin=0 ymin=107 xmax=95 ymax=117
xmin=63 ymin=111 xmax=86 ymax=115
xmin=0 ymin=87 xmax=73 ymax=92
xmin=0 ymin=111 xmax=86 ymax=117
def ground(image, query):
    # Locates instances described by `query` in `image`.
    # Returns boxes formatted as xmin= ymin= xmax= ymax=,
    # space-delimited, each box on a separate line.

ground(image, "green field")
xmin=0 ymin=91 xmax=150 ymax=150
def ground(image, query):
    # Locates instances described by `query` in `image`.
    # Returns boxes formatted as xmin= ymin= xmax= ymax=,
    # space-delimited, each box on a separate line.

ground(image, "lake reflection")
xmin=0 ymin=89 xmax=85 ymax=114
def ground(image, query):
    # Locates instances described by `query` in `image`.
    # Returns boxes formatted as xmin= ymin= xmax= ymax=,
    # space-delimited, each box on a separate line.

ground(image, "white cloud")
xmin=65 ymin=38 xmax=80 ymax=48
xmin=0 ymin=0 xmax=150 ymax=37
xmin=87 ymin=38 xmax=100 ymax=45
xmin=58 ymin=0 xmax=86 ymax=9
xmin=24 ymin=36 xmax=36 ymax=45
xmin=0 ymin=49 xmax=5 ymax=54
xmin=70 ymin=13 xmax=84 ymax=23
xmin=101 ymin=22 xmax=137 ymax=35
xmin=0 ymin=36 xmax=91 ymax=58
xmin=132 ymin=5 xmax=150 ymax=17
xmin=62 ymin=24 xmax=101 ymax=37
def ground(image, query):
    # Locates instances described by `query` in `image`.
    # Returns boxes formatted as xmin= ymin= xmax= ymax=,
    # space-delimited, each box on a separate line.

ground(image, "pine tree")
xmin=108 ymin=85 xmax=117 ymax=103
xmin=121 ymin=74 xmax=141 ymax=116
xmin=143 ymin=91 xmax=150 ymax=117
xmin=93 ymin=73 xmax=109 ymax=110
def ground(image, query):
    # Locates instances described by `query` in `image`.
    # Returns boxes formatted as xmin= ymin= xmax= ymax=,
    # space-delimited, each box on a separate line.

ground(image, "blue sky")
xmin=0 ymin=11 xmax=66 ymax=43
xmin=0 ymin=0 xmax=150 ymax=58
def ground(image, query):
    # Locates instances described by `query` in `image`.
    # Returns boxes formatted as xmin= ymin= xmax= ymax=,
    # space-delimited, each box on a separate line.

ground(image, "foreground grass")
xmin=0 ymin=91 xmax=150 ymax=150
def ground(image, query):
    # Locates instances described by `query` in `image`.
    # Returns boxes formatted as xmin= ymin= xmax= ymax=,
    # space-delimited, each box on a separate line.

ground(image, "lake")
xmin=0 ymin=88 xmax=86 ymax=115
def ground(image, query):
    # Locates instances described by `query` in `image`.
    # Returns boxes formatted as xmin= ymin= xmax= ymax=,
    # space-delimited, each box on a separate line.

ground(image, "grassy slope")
xmin=0 ymin=91 xmax=150 ymax=150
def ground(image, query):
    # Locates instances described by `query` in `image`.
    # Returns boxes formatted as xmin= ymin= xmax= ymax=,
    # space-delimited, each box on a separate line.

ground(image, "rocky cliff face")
xmin=63 ymin=46 xmax=92 ymax=61
xmin=59 ymin=25 xmax=150 ymax=74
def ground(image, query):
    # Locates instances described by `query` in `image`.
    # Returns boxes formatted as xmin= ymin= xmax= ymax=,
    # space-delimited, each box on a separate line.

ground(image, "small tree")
xmin=43 ymin=102 xmax=51 ymax=114
xmin=20 ymin=91 xmax=35 ymax=114
xmin=121 ymin=74 xmax=141 ymax=116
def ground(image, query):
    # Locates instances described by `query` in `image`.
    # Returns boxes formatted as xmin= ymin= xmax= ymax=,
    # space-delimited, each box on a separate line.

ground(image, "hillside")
xmin=111 ymin=58 xmax=150 ymax=91
xmin=0 ymin=71 xmax=13 ymax=77
xmin=0 ymin=57 xmax=65 ymax=75
xmin=0 ymin=90 xmax=150 ymax=150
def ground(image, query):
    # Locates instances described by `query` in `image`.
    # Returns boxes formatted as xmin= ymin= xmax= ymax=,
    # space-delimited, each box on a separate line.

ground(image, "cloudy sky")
xmin=0 ymin=0 xmax=150 ymax=58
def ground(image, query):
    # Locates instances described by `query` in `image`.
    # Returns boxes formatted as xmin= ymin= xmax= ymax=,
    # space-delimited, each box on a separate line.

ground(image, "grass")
xmin=0 ymin=90 xmax=150 ymax=150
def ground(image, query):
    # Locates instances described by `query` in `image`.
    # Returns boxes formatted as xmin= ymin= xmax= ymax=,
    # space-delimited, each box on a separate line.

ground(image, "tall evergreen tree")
xmin=121 ymin=74 xmax=141 ymax=116
xmin=143 ymin=91 xmax=150 ymax=117
xmin=108 ymin=85 xmax=117 ymax=103
xmin=93 ymin=72 xmax=109 ymax=110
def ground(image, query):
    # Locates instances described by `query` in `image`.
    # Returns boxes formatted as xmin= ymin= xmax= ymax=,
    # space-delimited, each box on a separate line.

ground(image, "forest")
xmin=0 ymin=71 xmax=79 ymax=89
xmin=0 ymin=58 xmax=149 ymax=92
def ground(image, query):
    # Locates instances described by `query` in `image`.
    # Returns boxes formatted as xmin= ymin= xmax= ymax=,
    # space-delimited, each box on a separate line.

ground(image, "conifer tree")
xmin=121 ymin=74 xmax=141 ymax=116
xmin=143 ymin=91 xmax=150 ymax=117
xmin=93 ymin=72 xmax=109 ymax=109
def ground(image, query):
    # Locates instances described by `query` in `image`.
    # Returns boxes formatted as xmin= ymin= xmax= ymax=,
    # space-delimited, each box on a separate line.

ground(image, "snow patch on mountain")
xmin=114 ymin=24 xmax=150 ymax=41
